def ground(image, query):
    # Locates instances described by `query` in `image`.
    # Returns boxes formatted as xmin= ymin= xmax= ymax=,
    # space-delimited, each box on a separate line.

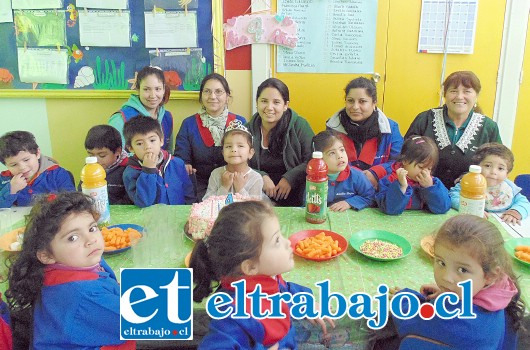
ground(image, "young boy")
xmin=80 ymin=125 xmax=132 ymax=204
xmin=0 ymin=131 xmax=75 ymax=208
xmin=123 ymin=116 xmax=195 ymax=207
xmin=450 ymin=142 xmax=530 ymax=225
xmin=312 ymin=130 xmax=375 ymax=212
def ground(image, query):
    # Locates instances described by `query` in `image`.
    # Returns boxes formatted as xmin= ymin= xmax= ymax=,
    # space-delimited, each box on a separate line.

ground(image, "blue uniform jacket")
xmin=174 ymin=113 xmax=246 ymax=198
xmin=0 ymin=155 xmax=75 ymax=208
xmin=450 ymin=179 xmax=530 ymax=220
xmin=376 ymin=162 xmax=451 ymax=215
xmin=393 ymin=288 xmax=517 ymax=350
xmin=328 ymin=166 xmax=375 ymax=210
xmin=326 ymin=109 xmax=403 ymax=181
xmin=123 ymin=150 xmax=195 ymax=207
xmin=33 ymin=259 xmax=135 ymax=349
xmin=199 ymin=275 xmax=311 ymax=350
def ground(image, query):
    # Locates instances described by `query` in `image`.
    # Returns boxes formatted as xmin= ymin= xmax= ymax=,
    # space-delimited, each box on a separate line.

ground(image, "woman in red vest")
xmin=175 ymin=73 xmax=246 ymax=200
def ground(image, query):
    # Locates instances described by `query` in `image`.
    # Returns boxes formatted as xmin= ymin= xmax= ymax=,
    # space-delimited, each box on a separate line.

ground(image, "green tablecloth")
xmin=102 ymin=205 xmax=530 ymax=302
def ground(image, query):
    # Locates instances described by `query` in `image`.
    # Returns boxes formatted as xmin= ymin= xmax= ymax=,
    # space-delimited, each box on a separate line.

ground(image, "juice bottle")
xmin=81 ymin=157 xmax=110 ymax=226
xmin=305 ymin=151 xmax=328 ymax=224
xmin=459 ymin=165 xmax=487 ymax=218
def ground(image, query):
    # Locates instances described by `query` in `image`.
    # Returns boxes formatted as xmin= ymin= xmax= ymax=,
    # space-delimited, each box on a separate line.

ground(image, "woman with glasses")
xmin=326 ymin=77 xmax=403 ymax=190
xmin=246 ymin=78 xmax=315 ymax=207
xmin=109 ymin=66 xmax=174 ymax=152
xmin=175 ymin=73 xmax=246 ymax=200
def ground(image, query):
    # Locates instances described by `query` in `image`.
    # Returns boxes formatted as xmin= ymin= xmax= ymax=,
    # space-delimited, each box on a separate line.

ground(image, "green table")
xmin=1 ymin=205 xmax=529 ymax=348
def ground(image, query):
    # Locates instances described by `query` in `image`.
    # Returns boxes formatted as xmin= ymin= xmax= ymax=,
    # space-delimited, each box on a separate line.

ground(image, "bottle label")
xmin=305 ymin=180 xmax=328 ymax=223
xmin=82 ymin=186 xmax=111 ymax=226
xmin=459 ymin=197 xmax=485 ymax=218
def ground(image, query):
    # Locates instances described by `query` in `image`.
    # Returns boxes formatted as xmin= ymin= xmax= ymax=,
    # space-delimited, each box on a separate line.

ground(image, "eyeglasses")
xmin=202 ymin=89 xmax=226 ymax=96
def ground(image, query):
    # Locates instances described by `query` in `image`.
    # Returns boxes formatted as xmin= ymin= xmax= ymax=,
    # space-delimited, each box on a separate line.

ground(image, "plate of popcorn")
xmin=349 ymin=230 xmax=411 ymax=261
xmin=289 ymin=230 xmax=348 ymax=261
xmin=102 ymin=224 xmax=143 ymax=254
xmin=0 ymin=227 xmax=25 ymax=252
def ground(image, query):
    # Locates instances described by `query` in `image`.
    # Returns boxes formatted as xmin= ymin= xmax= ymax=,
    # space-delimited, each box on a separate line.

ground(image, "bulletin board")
xmin=0 ymin=0 xmax=224 ymax=99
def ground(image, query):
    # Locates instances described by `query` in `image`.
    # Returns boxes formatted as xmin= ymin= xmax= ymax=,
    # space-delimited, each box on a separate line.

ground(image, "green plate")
xmin=504 ymin=237 xmax=530 ymax=267
xmin=349 ymin=230 xmax=411 ymax=261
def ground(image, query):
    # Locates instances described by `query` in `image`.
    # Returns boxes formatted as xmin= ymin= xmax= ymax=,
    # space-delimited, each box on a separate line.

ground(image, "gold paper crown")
xmin=225 ymin=119 xmax=251 ymax=135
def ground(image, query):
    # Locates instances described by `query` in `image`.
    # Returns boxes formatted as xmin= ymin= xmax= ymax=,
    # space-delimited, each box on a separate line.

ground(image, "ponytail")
xmin=190 ymin=240 xmax=217 ymax=302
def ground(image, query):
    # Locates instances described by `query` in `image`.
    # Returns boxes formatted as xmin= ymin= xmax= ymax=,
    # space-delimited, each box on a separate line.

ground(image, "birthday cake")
xmin=187 ymin=194 xmax=252 ymax=240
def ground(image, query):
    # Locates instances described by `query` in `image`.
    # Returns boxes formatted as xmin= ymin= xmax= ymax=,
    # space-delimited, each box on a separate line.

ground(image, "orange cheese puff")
xmin=515 ymin=245 xmax=530 ymax=253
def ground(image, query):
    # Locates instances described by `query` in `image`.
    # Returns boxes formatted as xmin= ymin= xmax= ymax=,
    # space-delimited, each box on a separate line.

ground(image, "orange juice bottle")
xmin=81 ymin=157 xmax=110 ymax=226
xmin=305 ymin=151 xmax=328 ymax=224
xmin=459 ymin=165 xmax=487 ymax=218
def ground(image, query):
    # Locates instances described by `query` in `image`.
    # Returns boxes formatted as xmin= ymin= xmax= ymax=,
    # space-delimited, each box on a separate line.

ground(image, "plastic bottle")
xmin=305 ymin=151 xmax=328 ymax=224
xmin=81 ymin=157 xmax=110 ymax=226
xmin=459 ymin=165 xmax=487 ymax=218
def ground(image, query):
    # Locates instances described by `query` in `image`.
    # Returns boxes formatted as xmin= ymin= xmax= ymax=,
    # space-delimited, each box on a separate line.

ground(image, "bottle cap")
xmin=469 ymin=165 xmax=482 ymax=173
xmin=312 ymin=151 xmax=323 ymax=159
xmin=85 ymin=156 xmax=97 ymax=164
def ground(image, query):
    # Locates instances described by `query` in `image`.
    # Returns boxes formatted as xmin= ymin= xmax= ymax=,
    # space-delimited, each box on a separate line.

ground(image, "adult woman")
xmin=326 ymin=77 xmax=403 ymax=189
xmin=109 ymin=66 xmax=173 ymax=152
xmin=246 ymin=78 xmax=314 ymax=207
xmin=175 ymin=73 xmax=246 ymax=200
xmin=405 ymin=71 xmax=502 ymax=189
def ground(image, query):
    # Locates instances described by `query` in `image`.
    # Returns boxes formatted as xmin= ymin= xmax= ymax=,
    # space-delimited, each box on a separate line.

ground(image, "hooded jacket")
xmin=109 ymin=94 xmax=174 ymax=153
xmin=0 ymin=155 xmax=75 ymax=208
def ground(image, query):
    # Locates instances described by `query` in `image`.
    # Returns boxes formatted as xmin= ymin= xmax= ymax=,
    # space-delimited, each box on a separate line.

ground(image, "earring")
xmin=474 ymin=103 xmax=477 ymax=108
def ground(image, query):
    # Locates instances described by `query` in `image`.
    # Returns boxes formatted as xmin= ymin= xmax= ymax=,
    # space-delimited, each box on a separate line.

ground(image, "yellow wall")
xmin=511 ymin=20 xmax=530 ymax=178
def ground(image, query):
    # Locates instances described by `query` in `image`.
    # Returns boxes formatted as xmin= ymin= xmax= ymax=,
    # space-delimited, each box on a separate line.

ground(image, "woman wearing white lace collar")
xmin=175 ymin=73 xmax=246 ymax=200
xmin=405 ymin=71 xmax=502 ymax=189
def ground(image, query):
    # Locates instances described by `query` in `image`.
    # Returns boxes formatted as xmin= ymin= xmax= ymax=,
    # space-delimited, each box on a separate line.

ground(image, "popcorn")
xmin=360 ymin=239 xmax=402 ymax=259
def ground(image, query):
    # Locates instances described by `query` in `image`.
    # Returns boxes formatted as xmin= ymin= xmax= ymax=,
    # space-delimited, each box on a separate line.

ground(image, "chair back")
xmin=515 ymin=174 xmax=530 ymax=199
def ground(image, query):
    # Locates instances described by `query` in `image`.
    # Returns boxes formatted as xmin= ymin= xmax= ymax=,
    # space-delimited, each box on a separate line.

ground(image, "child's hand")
xmin=483 ymin=211 xmax=490 ymax=219
xmin=420 ymin=284 xmax=441 ymax=301
xmin=262 ymin=175 xmax=277 ymax=199
xmin=274 ymin=178 xmax=292 ymax=200
xmin=267 ymin=343 xmax=279 ymax=350
xmin=363 ymin=170 xmax=379 ymax=190
xmin=184 ymin=164 xmax=196 ymax=175
xmin=329 ymin=200 xmax=351 ymax=212
xmin=10 ymin=174 xmax=27 ymax=194
xmin=221 ymin=171 xmax=234 ymax=190
xmin=232 ymin=172 xmax=248 ymax=193
xmin=502 ymin=209 xmax=522 ymax=226
xmin=416 ymin=169 xmax=433 ymax=188
xmin=307 ymin=302 xmax=335 ymax=337
xmin=142 ymin=152 xmax=157 ymax=168
xmin=396 ymin=167 xmax=408 ymax=193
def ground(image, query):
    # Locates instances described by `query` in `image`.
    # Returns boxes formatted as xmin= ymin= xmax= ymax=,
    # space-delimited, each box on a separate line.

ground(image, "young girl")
xmin=190 ymin=201 xmax=334 ymax=349
xmin=375 ymin=135 xmax=451 ymax=215
xmin=203 ymin=120 xmax=263 ymax=200
xmin=6 ymin=192 xmax=134 ymax=349
xmin=390 ymin=215 xmax=524 ymax=349
xmin=312 ymin=130 xmax=375 ymax=212
xmin=109 ymin=65 xmax=174 ymax=152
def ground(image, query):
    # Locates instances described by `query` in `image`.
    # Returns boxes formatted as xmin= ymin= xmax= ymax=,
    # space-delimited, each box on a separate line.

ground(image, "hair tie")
xmin=47 ymin=193 xmax=57 ymax=202
xmin=411 ymin=136 xmax=425 ymax=144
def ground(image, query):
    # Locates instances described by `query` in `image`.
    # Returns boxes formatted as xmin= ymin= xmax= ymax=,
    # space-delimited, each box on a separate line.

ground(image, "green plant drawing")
xmin=14 ymin=11 xmax=66 ymax=47
xmin=183 ymin=57 xmax=212 ymax=91
xmin=40 ymin=83 xmax=68 ymax=89
xmin=93 ymin=56 xmax=127 ymax=90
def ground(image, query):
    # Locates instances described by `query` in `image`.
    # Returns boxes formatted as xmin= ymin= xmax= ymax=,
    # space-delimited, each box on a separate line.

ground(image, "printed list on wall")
xmin=277 ymin=0 xmax=377 ymax=74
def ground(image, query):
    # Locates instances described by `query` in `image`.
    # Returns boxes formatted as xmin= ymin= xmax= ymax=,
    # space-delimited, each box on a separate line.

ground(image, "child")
xmin=80 ymin=125 xmax=132 ymax=204
xmin=5 ymin=192 xmax=134 ymax=349
xmin=203 ymin=120 xmax=263 ymax=200
xmin=190 ymin=201 xmax=334 ymax=349
xmin=389 ymin=215 xmax=524 ymax=349
xmin=122 ymin=116 xmax=195 ymax=207
xmin=312 ymin=130 xmax=374 ymax=212
xmin=450 ymin=142 xmax=530 ymax=225
xmin=375 ymin=135 xmax=451 ymax=215
xmin=0 ymin=131 xmax=75 ymax=208
xmin=109 ymin=65 xmax=174 ymax=152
